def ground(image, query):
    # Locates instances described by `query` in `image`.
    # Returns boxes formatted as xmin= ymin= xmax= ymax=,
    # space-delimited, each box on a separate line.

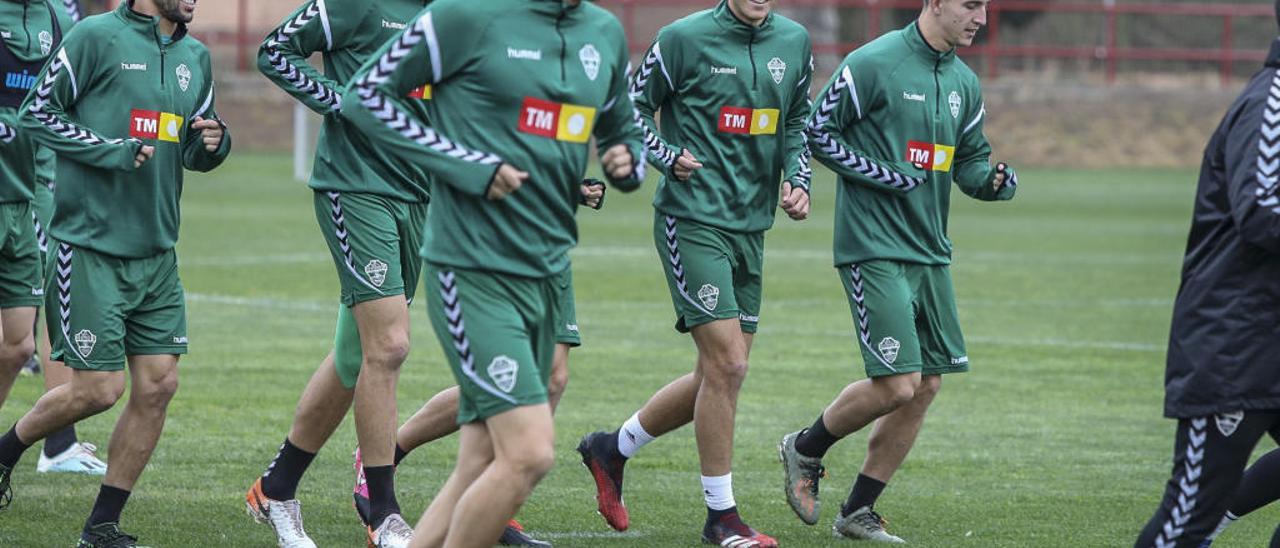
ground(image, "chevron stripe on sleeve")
xmin=262 ymin=0 xmax=342 ymax=113
xmin=628 ymin=42 xmax=679 ymax=171
xmin=1255 ymin=69 xmax=1280 ymax=214
xmin=353 ymin=12 xmax=502 ymax=167
xmin=29 ymin=49 xmax=127 ymax=147
xmin=808 ymin=66 xmax=923 ymax=192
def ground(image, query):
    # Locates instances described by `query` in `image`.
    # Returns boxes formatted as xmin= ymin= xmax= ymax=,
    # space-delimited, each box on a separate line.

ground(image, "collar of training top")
xmin=1267 ymin=37 xmax=1280 ymax=68
xmin=904 ymin=20 xmax=957 ymax=66
xmin=118 ymin=0 xmax=189 ymax=42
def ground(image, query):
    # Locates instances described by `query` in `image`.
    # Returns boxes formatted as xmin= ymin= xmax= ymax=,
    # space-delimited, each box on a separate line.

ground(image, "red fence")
xmin=602 ymin=0 xmax=1274 ymax=85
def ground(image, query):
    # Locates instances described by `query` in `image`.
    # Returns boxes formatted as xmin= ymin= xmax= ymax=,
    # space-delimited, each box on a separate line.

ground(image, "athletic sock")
xmin=794 ymin=414 xmax=841 ymax=459
xmin=43 ymin=425 xmax=78 ymax=458
xmin=83 ymin=485 xmax=130 ymax=531
xmin=260 ymin=438 xmax=316 ymax=501
xmin=1230 ymin=448 xmax=1280 ymax=516
xmin=705 ymin=504 xmax=740 ymax=526
xmin=364 ymin=465 xmax=401 ymax=527
xmin=842 ymin=473 xmax=887 ymax=516
xmin=701 ymin=473 xmax=736 ymax=511
xmin=0 ymin=424 xmax=33 ymax=468
xmin=616 ymin=412 xmax=654 ymax=459
xmin=393 ymin=443 xmax=408 ymax=467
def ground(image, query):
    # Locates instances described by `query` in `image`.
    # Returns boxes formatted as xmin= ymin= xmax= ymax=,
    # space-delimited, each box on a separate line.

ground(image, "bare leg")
xmin=860 ymin=375 xmax=941 ymax=482
xmin=820 ymin=373 xmax=923 ymax=438
xmin=546 ymin=343 xmax=570 ymax=412
xmin=443 ymin=404 xmax=555 ymax=548
xmin=410 ymin=422 xmax=495 ymax=548
xmin=287 ymin=352 xmax=354 ymax=452
xmin=15 ymin=368 xmax=125 ymax=444
xmin=101 ymin=355 xmax=179 ymax=491
xmin=0 ymin=307 xmax=38 ymax=409
xmin=39 ymin=324 xmax=71 ymax=391
xmin=689 ymin=319 xmax=749 ymax=477
xmin=351 ymin=296 xmax=410 ymax=468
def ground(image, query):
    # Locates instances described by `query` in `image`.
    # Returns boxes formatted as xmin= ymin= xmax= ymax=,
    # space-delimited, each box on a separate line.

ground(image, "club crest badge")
xmin=768 ymin=57 xmax=786 ymax=85
xmin=488 ymin=355 xmax=519 ymax=393
xmin=878 ymin=337 xmax=901 ymax=364
xmin=364 ymin=259 xmax=388 ymax=288
xmin=698 ymin=284 xmax=720 ymax=310
xmin=176 ymin=64 xmax=192 ymax=92
xmin=949 ymin=91 xmax=961 ymax=119
xmin=1216 ymin=411 xmax=1243 ymax=437
xmin=38 ymin=31 xmax=52 ymax=56
xmin=75 ymin=329 xmax=97 ymax=357
xmin=579 ymin=44 xmax=601 ymax=82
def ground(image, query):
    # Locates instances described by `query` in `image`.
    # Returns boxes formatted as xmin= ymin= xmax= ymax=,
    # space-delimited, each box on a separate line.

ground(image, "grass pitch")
xmin=1 ymin=155 xmax=1276 ymax=546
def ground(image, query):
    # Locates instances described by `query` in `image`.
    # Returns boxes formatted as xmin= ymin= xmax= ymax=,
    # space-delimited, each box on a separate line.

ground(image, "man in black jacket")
xmin=1134 ymin=3 xmax=1280 ymax=547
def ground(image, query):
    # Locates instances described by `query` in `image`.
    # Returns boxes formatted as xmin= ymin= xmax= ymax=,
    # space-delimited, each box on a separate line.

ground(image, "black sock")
xmin=260 ymin=438 xmax=315 ymax=501
xmin=43 ymin=425 xmax=78 ymax=458
xmin=842 ymin=473 xmax=887 ymax=516
xmin=393 ymin=444 xmax=408 ymax=467
xmin=365 ymin=465 xmax=401 ymax=527
xmin=0 ymin=425 xmax=33 ymax=468
xmin=1231 ymin=448 xmax=1280 ymax=516
xmin=794 ymin=415 xmax=842 ymax=459
xmin=83 ymin=485 xmax=130 ymax=532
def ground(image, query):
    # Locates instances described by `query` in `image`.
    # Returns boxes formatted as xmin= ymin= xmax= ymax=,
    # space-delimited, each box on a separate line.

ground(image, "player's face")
xmin=155 ymin=0 xmax=197 ymax=24
xmin=728 ymin=0 xmax=774 ymax=26
xmin=937 ymin=0 xmax=988 ymax=48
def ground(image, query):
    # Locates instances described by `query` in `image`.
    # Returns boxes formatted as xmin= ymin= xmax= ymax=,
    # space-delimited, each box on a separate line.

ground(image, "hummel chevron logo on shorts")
xmin=848 ymin=265 xmax=898 ymax=372
xmin=809 ymin=66 xmax=923 ymax=192
xmin=663 ymin=216 xmax=714 ymax=317
xmin=31 ymin=210 xmax=47 ymax=254
xmin=437 ymin=271 xmax=514 ymax=403
xmin=324 ymin=192 xmax=384 ymax=295
xmin=0 ymin=121 xmax=14 ymax=144
xmin=264 ymin=0 xmax=342 ymax=112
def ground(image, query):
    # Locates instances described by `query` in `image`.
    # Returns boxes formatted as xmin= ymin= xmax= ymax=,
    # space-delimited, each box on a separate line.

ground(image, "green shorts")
xmin=653 ymin=211 xmax=763 ymax=333
xmin=313 ymin=191 xmax=426 ymax=307
xmin=424 ymin=262 xmax=556 ymax=424
xmin=0 ymin=201 xmax=44 ymax=309
xmin=331 ymin=265 xmax=578 ymax=390
xmin=46 ymin=243 xmax=187 ymax=371
xmin=839 ymin=260 xmax=968 ymax=378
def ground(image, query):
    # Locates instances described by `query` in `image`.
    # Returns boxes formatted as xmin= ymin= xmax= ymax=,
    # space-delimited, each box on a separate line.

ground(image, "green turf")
xmin=2 ymin=155 xmax=1276 ymax=547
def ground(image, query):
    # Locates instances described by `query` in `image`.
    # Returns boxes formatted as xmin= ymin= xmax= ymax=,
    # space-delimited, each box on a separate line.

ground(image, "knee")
xmin=365 ymin=333 xmax=410 ymax=371
xmin=508 ymin=442 xmax=556 ymax=482
xmin=76 ymin=379 xmax=125 ymax=413
xmin=915 ymin=376 xmax=942 ymax=403
xmin=133 ymin=371 xmax=179 ymax=410
xmin=704 ymin=358 xmax=748 ymax=390
xmin=876 ymin=377 xmax=922 ymax=410
xmin=1 ymin=335 xmax=35 ymax=364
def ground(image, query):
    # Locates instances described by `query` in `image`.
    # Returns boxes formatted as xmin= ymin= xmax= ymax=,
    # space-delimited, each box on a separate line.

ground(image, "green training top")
xmin=1 ymin=0 xmax=72 ymax=201
xmin=810 ymin=21 xmax=1017 ymax=267
xmin=342 ymin=0 xmax=646 ymax=278
xmin=21 ymin=0 xmax=231 ymax=258
xmin=258 ymin=0 xmax=431 ymax=203
xmin=33 ymin=0 xmax=79 ymax=187
xmin=635 ymin=0 xmax=813 ymax=233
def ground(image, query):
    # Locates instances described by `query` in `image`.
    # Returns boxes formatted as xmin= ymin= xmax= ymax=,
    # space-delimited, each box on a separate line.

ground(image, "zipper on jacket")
xmin=152 ymin=25 xmax=167 ymax=88
xmin=748 ymin=27 xmax=758 ymax=90
xmin=556 ymin=7 xmax=567 ymax=80
xmin=933 ymin=57 xmax=941 ymax=117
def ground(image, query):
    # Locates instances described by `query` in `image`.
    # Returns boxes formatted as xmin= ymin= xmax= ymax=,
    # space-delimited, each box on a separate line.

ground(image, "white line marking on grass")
xmin=535 ymin=531 xmax=649 ymax=539
xmin=966 ymin=335 xmax=1163 ymax=353
xmin=185 ymin=292 xmax=331 ymax=312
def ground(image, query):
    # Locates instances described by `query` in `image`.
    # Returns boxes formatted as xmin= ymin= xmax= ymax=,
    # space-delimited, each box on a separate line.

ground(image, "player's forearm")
xmin=257 ymin=41 xmax=342 ymax=115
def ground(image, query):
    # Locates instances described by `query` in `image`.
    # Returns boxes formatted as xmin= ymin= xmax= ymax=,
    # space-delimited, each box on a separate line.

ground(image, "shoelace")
xmin=798 ymin=460 xmax=826 ymax=496
xmin=382 ymin=516 xmax=414 ymax=540
xmin=853 ymin=510 xmax=888 ymax=532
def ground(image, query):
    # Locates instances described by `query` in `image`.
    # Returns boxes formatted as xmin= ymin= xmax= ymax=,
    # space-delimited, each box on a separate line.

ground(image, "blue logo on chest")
xmin=5 ymin=70 xmax=36 ymax=91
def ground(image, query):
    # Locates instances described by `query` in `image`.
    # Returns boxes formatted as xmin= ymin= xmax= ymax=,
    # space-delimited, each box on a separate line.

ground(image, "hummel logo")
xmin=507 ymin=47 xmax=542 ymax=60
xmin=381 ymin=19 xmax=406 ymax=30
xmin=30 ymin=287 xmax=43 ymax=296
xmin=173 ymin=336 xmax=188 ymax=344
xmin=710 ymin=66 xmax=738 ymax=75
xmin=0 ymin=31 xmax=10 ymax=39
xmin=902 ymin=91 xmax=925 ymax=102
xmin=121 ymin=63 xmax=148 ymax=71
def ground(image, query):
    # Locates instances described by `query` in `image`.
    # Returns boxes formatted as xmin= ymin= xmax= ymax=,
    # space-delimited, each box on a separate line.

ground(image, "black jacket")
xmin=1164 ymin=39 xmax=1280 ymax=418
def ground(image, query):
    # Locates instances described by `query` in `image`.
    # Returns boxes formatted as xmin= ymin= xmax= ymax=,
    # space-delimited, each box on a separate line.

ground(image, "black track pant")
xmin=1135 ymin=411 xmax=1280 ymax=548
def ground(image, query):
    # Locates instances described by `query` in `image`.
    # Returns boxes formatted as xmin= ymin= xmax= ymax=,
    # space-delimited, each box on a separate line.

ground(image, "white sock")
xmin=1206 ymin=511 xmax=1239 ymax=541
xmin=617 ymin=412 xmax=655 ymax=458
xmin=701 ymin=473 xmax=735 ymax=511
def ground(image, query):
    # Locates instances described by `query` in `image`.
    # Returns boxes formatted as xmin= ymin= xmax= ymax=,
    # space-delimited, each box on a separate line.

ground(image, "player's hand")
xmin=779 ymin=181 xmax=810 ymax=220
xmin=134 ymin=144 xmax=155 ymax=168
xmin=992 ymin=162 xmax=1010 ymax=191
xmin=191 ymin=116 xmax=224 ymax=152
xmin=601 ymin=144 xmax=634 ymax=180
xmin=487 ymin=163 xmax=528 ymax=201
xmin=673 ymin=148 xmax=703 ymax=181
xmin=580 ymin=179 xmax=605 ymax=209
